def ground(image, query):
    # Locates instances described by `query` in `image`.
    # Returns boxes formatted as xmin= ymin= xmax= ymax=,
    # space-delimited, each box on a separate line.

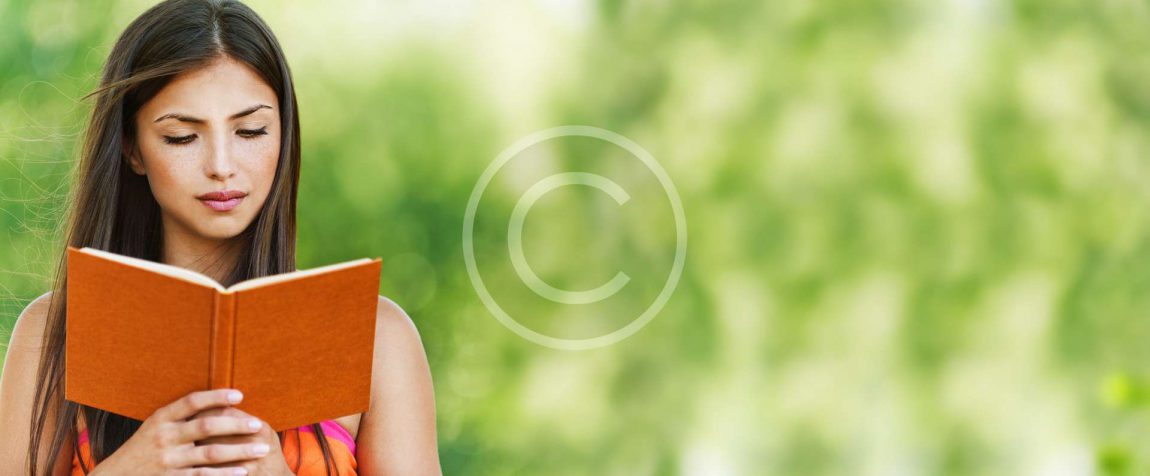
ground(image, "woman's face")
xmin=127 ymin=55 xmax=280 ymax=243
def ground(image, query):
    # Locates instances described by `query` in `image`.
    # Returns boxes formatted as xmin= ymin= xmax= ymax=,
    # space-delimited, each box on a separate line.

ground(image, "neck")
xmin=160 ymin=228 xmax=243 ymax=285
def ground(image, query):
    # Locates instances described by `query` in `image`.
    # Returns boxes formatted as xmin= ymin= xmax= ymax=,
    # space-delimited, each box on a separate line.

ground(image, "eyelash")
xmin=162 ymin=127 xmax=268 ymax=145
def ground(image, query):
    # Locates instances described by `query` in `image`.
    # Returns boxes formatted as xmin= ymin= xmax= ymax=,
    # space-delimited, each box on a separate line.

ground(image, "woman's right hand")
xmin=90 ymin=389 xmax=269 ymax=476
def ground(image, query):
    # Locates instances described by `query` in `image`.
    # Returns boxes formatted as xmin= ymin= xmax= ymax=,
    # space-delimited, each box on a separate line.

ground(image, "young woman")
xmin=0 ymin=0 xmax=441 ymax=474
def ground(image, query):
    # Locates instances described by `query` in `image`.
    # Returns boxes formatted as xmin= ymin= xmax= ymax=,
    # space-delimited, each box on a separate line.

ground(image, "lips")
xmin=197 ymin=190 xmax=247 ymax=212
xmin=197 ymin=190 xmax=247 ymax=201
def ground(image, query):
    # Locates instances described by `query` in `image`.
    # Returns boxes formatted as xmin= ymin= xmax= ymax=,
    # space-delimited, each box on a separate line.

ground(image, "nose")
xmin=204 ymin=133 xmax=237 ymax=181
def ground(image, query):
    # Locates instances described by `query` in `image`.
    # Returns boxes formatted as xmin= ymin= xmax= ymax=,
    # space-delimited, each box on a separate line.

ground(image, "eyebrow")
xmin=153 ymin=104 xmax=273 ymax=124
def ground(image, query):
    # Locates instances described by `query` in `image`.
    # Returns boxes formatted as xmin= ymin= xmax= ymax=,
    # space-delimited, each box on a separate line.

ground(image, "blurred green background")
xmin=4 ymin=0 xmax=1150 ymax=474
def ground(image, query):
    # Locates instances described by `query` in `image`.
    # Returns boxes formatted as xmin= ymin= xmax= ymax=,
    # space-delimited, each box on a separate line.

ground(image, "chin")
xmin=199 ymin=221 xmax=253 ymax=241
xmin=199 ymin=231 xmax=245 ymax=242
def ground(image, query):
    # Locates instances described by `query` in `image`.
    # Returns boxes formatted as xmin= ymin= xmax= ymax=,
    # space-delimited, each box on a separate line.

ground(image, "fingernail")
xmin=252 ymin=443 xmax=270 ymax=456
xmin=233 ymin=469 xmax=248 ymax=476
xmin=247 ymin=418 xmax=262 ymax=431
xmin=227 ymin=390 xmax=243 ymax=404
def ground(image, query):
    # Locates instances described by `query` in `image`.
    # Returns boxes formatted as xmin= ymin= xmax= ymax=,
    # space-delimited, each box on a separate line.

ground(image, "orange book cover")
xmin=64 ymin=246 xmax=383 ymax=432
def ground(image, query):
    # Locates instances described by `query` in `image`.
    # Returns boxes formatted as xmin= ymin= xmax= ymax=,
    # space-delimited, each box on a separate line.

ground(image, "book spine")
xmin=209 ymin=292 xmax=237 ymax=389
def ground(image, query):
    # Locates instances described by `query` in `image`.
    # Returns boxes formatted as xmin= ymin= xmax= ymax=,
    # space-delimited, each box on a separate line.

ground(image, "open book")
xmin=64 ymin=246 xmax=383 ymax=432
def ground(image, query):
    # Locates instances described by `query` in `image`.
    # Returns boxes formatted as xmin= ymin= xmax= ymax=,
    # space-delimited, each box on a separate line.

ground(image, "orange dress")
xmin=72 ymin=417 xmax=357 ymax=475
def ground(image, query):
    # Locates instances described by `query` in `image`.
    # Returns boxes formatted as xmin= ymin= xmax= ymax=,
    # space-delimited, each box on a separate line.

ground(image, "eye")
xmin=238 ymin=126 xmax=268 ymax=138
xmin=163 ymin=134 xmax=196 ymax=145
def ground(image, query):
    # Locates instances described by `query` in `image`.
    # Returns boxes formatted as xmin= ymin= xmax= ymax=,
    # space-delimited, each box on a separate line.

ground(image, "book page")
xmin=226 ymin=258 xmax=374 ymax=292
xmin=80 ymin=247 xmax=224 ymax=291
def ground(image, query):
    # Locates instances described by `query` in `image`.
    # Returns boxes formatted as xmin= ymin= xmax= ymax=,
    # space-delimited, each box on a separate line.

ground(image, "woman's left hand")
xmin=189 ymin=406 xmax=295 ymax=476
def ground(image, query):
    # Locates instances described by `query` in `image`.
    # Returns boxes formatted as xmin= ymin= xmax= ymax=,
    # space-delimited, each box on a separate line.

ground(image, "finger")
xmin=191 ymin=406 xmax=254 ymax=421
xmin=160 ymin=389 xmax=243 ymax=423
xmin=167 ymin=442 xmax=270 ymax=468
xmin=179 ymin=416 xmax=263 ymax=443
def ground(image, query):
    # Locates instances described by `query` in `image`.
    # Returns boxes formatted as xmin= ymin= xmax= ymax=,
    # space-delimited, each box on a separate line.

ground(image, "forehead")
xmin=140 ymin=56 xmax=278 ymax=119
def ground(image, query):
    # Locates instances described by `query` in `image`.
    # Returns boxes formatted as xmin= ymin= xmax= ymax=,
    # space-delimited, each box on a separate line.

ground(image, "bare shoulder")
xmin=371 ymin=295 xmax=433 ymax=385
xmin=10 ymin=291 xmax=54 ymax=345
xmin=1 ymin=290 xmax=73 ymax=475
xmin=358 ymin=295 xmax=441 ymax=474
xmin=375 ymin=295 xmax=422 ymax=342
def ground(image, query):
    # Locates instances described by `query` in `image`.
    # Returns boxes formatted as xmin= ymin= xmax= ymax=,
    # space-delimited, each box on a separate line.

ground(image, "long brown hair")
xmin=27 ymin=0 xmax=342 ymax=474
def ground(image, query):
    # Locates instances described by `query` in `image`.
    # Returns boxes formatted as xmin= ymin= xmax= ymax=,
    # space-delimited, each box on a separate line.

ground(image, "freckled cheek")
xmin=141 ymin=155 xmax=202 ymax=205
xmin=244 ymin=138 xmax=280 ymax=201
